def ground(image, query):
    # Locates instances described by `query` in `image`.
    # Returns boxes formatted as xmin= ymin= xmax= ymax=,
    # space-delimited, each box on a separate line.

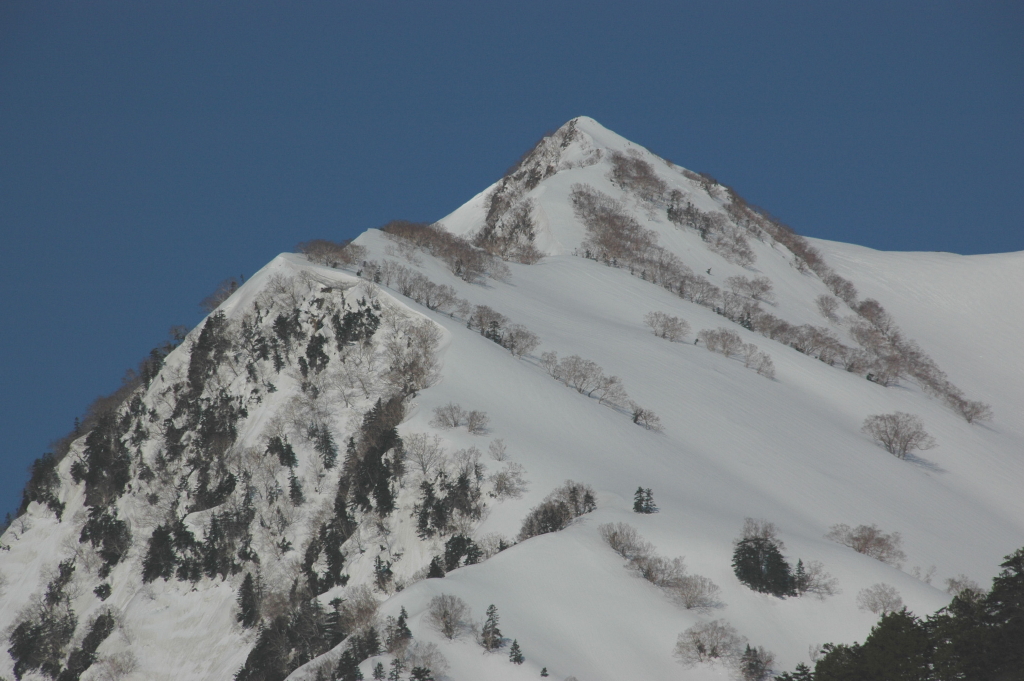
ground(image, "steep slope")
xmin=2 ymin=117 xmax=1021 ymax=681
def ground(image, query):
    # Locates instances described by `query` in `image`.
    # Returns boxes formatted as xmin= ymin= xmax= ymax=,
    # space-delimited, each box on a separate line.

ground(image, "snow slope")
xmin=2 ymin=117 xmax=1022 ymax=681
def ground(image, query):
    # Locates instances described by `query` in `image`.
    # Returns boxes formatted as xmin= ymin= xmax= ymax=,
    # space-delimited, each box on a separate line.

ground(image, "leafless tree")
xmin=489 ymin=462 xmax=528 ymax=500
xmin=949 ymin=396 xmax=993 ymax=424
xmin=400 ymin=641 xmax=450 ymax=676
xmin=825 ymin=523 xmax=906 ymax=568
xmin=793 ymin=560 xmax=840 ymax=600
xmin=200 ymin=277 xmax=243 ymax=313
xmin=405 ymin=433 xmax=446 ymax=477
xmin=505 ymin=324 xmax=540 ymax=358
xmin=861 ymin=412 xmax=936 ymax=459
xmin=945 ymin=574 xmax=983 ymax=598
xmin=727 ymin=276 xmax=775 ymax=304
xmin=698 ymin=328 xmax=745 ymax=358
xmin=630 ymin=553 xmax=687 ymax=589
xmin=466 ymin=410 xmax=490 ymax=435
xmin=299 ymin=239 xmax=367 ymax=268
xmin=741 ymin=518 xmax=785 ymax=549
xmin=644 ymin=311 xmax=691 ymax=341
xmin=599 ymin=522 xmax=653 ymax=561
xmin=815 ymin=294 xmax=840 ymax=322
xmin=672 ymin=574 xmax=723 ymax=611
xmin=426 ymin=594 xmax=470 ymax=640
xmin=857 ymin=583 xmax=903 ymax=615
xmin=488 ymin=439 xmax=508 ymax=462
xmin=674 ymin=620 xmax=746 ymax=667
xmin=431 ymin=403 xmax=466 ymax=430
xmin=630 ymin=402 xmax=663 ymax=431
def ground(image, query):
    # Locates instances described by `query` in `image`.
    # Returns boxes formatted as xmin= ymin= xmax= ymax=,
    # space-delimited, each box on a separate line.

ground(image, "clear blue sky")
xmin=1 ymin=1 xmax=1021 ymax=519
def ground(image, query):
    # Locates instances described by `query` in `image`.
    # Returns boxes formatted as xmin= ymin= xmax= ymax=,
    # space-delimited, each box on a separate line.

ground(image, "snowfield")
xmin=2 ymin=117 xmax=1022 ymax=681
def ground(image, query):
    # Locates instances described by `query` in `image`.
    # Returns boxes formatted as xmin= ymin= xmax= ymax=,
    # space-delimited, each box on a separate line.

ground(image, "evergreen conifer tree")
xmin=774 ymin=662 xmax=813 ymax=681
xmin=388 ymin=657 xmax=405 ymax=681
xmin=427 ymin=556 xmax=446 ymax=578
xmin=732 ymin=536 xmax=793 ymax=597
xmin=372 ymin=662 xmax=385 ymax=680
xmin=335 ymin=650 xmax=363 ymax=681
xmin=236 ymin=572 xmax=261 ymax=628
xmin=289 ymin=471 xmax=305 ymax=506
xmin=633 ymin=487 xmax=646 ymax=512
xmin=396 ymin=607 xmax=413 ymax=643
xmin=481 ymin=604 xmax=503 ymax=651
xmin=509 ymin=639 xmax=525 ymax=664
xmin=643 ymin=488 xmax=657 ymax=513
xmin=409 ymin=668 xmax=434 ymax=681
xmin=142 ymin=524 xmax=177 ymax=583
xmin=540 ymin=668 xmax=549 ymax=677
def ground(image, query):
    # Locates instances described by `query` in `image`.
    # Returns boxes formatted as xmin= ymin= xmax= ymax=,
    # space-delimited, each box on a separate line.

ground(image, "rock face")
xmin=2 ymin=117 xmax=1022 ymax=681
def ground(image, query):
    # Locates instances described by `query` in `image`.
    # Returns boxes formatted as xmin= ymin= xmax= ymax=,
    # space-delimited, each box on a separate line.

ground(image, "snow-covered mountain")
xmin=2 ymin=116 xmax=1022 ymax=681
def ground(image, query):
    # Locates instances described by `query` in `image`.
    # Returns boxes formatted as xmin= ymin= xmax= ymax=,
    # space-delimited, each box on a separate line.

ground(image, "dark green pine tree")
xmin=732 ymin=537 xmax=793 ymax=597
xmin=289 ymin=470 xmax=305 ymax=506
xmin=481 ymin=604 xmax=503 ymax=651
xmin=409 ymin=667 xmax=434 ymax=681
xmin=395 ymin=606 xmax=413 ymax=643
xmin=335 ymin=650 xmax=364 ymax=681
xmin=984 ymin=546 xmax=1024 ymax=677
xmin=141 ymin=524 xmax=177 ymax=583
xmin=793 ymin=559 xmax=808 ymax=595
xmin=856 ymin=608 xmax=931 ymax=681
xmin=633 ymin=487 xmax=646 ymax=513
xmin=236 ymin=572 xmax=261 ymax=628
xmin=643 ymin=488 xmax=657 ymax=513
xmin=738 ymin=644 xmax=773 ymax=681
xmin=509 ymin=639 xmax=525 ymax=664
xmin=427 ymin=556 xmax=446 ymax=578
xmin=540 ymin=668 xmax=549 ymax=677
xmin=372 ymin=662 xmax=385 ymax=680
xmin=774 ymin=662 xmax=813 ymax=681
xmin=388 ymin=657 xmax=405 ymax=681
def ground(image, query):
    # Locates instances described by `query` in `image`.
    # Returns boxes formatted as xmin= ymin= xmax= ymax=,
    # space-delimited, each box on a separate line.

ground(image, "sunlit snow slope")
xmin=2 ymin=117 xmax=1021 ymax=681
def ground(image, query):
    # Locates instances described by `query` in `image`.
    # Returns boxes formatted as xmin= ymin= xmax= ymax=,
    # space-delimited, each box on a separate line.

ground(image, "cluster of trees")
xmin=633 ymin=487 xmax=657 ymax=514
xmin=378 ymin=220 xmax=511 ymax=284
xmin=600 ymin=522 xmax=722 ymax=611
xmin=518 ymin=480 xmax=596 ymax=541
xmin=360 ymin=260 xmax=540 ymax=360
xmin=540 ymin=350 xmax=662 ymax=429
xmin=298 ymin=239 xmax=368 ymax=269
xmin=732 ymin=519 xmax=838 ymax=599
xmin=141 ymin=506 xmax=256 ymax=585
xmin=579 ymin=163 xmax=991 ymax=421
xmin=7 ymin=559 xmax=85 ymax=681
xmin=697 ymin=328 xmax=776 ymax=378
xmin=775 ymin=545 xmax=1024 ymax=680
xmin=825 ymin=523 xmax=906 ymax=568
xmin=424 ymin=596 xmax=523 ymax=667
xmin=429 ymin=403 xmax=489 ymax=434
xmin=644 ymin=311 xmax=690 ymax=341
xmin=78 ymin=505 xmax=131 ymax=578
xmin=477 ymin=119 xmax=588 ymax=263
xmin=674 ymin=619 xmax=775 ymax=681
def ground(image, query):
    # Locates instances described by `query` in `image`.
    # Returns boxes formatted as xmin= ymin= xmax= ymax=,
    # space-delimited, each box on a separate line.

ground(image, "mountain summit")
xmin=2 ymin=118 xmax=1022 ymax=681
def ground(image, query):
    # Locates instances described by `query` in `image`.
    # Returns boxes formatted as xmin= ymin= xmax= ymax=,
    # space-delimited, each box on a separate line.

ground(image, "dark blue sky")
xmin=1 ymin=1 xmax=1021 ymax=519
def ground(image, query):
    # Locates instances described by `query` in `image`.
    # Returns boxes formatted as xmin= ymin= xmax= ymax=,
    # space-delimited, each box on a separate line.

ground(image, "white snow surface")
xmin=2 ymin=116 xmax=1022 ymax=681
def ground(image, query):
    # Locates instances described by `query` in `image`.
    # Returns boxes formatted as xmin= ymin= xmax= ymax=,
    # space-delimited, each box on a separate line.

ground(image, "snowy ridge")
xmin=2 ymin=118 xmax=1022 ymax=681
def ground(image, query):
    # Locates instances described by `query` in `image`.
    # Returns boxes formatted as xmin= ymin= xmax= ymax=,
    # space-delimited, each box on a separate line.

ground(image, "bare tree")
xmin=405 ymin=433 xmax=446 ymax=477
xmin=630 ymin=553 xmax=687 ymax=589
xmin=200 ymin=277 xmax=243 ymax=313
xmin=674 ymin=620 xmax=746 ymax=667
xmin=644 ymin=311 xmax=691 ymax=341
xmin=949 ymin=396 xmax=993 ymax=425
xmin=861 ymin=412 xmax=936 ymax=459
xmin=825 ymin=523 xmax=906 ymax=568
xmin=672 ymin=574 xmax=723 ymax=611
xmin=466 ymin=410 xmax=490 ymax=435
xmin=426 ymin=594 xmax=470 ymax=640
xmin=629 ymin=402 xmax=663 ymax=431
xmin=488 ymin=439 xmax=508 ymax=462
xmin=945 ymin=574 xmax=983 ymax=598
xmin=505 ymin=324 xmax=540 ymax=358
xmin=489 ymin=462 xmax=528 ymax=500
xmin=727 ymin=276 xmax=775 ymax=304
xmin=431 ymin=403 xmax=467 ymax=429
xmin=815 ymin=294 xmax=840 ymax=322
xmin=598 ymin=522 xmax=653 ymax=561
xmin=793 ymin=560 xmax=840 ymax=600
xmin=856 ymin=583 xmax=903 ymax=615
xmin=698 ymin=328 xmax=744 ymax=358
